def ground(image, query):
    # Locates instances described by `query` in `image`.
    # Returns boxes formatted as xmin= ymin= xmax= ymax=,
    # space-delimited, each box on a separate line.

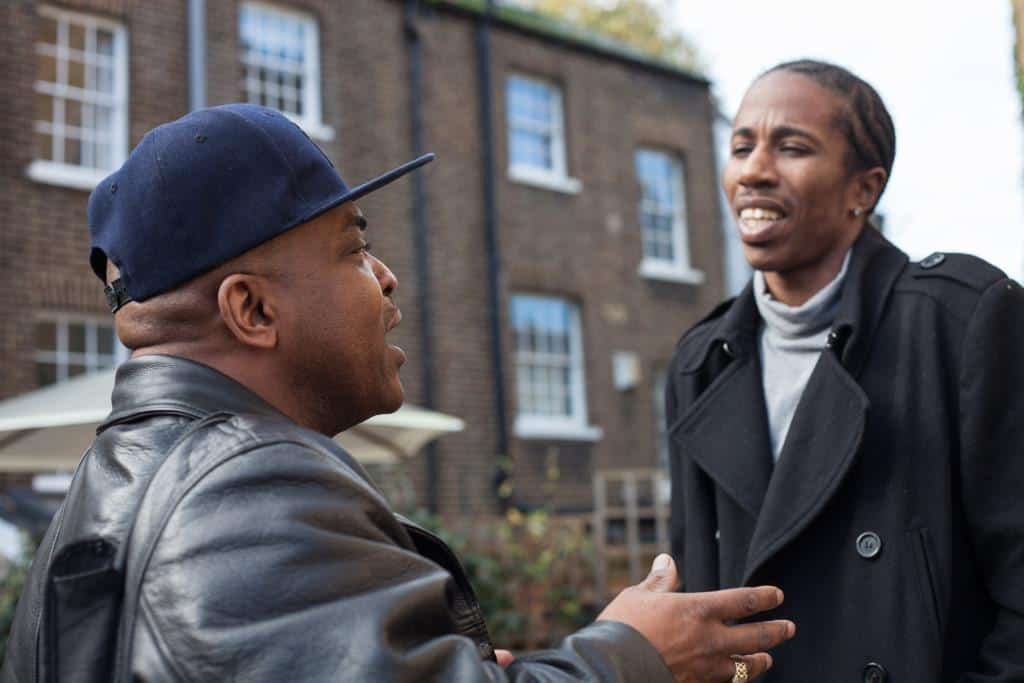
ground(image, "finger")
xmin=641 ymin=553 xmax=680 ymax=593
xmin=692 ymin=586 xmax=784 ymax=621
xmin=734 ymin=653 xmax=773 ymax=682
xmin=721 ymin=619 xmax=795 ymax=654
xmin=710 ymin=653 xmax=769 ymax=682
xmin=495 ymin=649 xmax=515 ymax=668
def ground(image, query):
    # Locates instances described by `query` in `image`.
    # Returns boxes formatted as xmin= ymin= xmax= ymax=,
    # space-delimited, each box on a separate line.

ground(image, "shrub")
xmin=412 ymin=508 xmax=599 ymax=651
xmin=0 ymin=534 xmax=37 ymax=665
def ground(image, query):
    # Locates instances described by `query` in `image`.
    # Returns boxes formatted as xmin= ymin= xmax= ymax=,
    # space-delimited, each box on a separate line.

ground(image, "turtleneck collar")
xmin=754 ymin=249 xmax=852 ymax=340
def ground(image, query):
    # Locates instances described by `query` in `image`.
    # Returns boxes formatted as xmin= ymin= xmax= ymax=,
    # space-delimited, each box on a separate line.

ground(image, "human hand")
xmin=495 ymin=649 xmax=515 ymax=668
xmin=597 ymin=554 xmax=795 ymax=682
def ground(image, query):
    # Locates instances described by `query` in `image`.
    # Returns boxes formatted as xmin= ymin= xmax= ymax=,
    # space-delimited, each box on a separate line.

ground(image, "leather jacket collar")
xmin=101 ymin=355 xmax=288 ymax=433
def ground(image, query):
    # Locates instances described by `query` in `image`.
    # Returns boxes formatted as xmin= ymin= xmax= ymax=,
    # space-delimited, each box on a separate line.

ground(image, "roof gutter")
xmin=404 ymin=0 xmax=441 ymax=513
xmin=188 ymin=0 xmax=206 ymax=111
xmin=476 ymin=0 xmax=510 ymax=507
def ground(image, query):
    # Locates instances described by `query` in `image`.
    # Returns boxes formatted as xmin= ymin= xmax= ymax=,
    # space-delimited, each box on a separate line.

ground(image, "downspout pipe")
xmin=188 ymin=0 xmax=206 ymax=111
xmin=404 ymin=0 xmax=440 ymax=513
xmin=476 ymin=0 xmax=510 ymax=507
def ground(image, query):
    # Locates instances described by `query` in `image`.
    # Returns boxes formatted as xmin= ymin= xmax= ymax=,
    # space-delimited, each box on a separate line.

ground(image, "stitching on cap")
xmin=221 ymin=107 xmax=307 ymax=206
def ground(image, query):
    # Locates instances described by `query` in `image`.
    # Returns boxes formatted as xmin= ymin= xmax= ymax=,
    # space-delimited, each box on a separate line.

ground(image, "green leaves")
xmin=411 ymin=507 xmax=597 ymax=650
xmin=522 ymin=0 xmax=706 ymax=73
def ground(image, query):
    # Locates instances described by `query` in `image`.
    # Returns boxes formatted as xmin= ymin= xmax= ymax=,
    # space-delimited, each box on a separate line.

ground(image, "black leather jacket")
xmin=3 ymin=356 xmax=670 ymax=682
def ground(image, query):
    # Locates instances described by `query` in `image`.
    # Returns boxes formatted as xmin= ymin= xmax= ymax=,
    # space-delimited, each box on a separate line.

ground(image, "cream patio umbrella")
xmin=0 ymin=368 xmax=463 ymax=472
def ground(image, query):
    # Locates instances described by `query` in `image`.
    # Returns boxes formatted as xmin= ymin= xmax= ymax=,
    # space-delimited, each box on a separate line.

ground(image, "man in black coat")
xmin=667 ymin=60 xmax=1024 ymax=681
xmin=4 ymin=104 xmax=794 ymax=682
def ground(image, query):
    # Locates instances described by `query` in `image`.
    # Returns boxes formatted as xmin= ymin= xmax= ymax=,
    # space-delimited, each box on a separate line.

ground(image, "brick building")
xmin=0 ymin=0 xmax=726 ymax=515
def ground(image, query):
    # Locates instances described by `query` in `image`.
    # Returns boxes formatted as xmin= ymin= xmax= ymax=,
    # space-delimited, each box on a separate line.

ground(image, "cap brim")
xmin=343 ymin=152 xmax=435 ymax=204
xmin=269 ymin=153 xmax=436 ymax=251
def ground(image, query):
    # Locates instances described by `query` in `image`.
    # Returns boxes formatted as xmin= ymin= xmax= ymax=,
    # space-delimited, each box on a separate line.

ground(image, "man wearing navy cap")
xmin=3 ymin=105 xmax=792 ymax=682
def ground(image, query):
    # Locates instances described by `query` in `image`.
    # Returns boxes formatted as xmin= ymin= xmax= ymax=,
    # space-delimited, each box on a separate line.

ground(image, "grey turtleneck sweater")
xmin=753 ymin=250 xmax=851 ymax=460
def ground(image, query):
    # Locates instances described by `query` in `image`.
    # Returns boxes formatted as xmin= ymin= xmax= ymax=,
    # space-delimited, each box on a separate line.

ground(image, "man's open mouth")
xmin=738 ymin=206 xmax=786 ymax=238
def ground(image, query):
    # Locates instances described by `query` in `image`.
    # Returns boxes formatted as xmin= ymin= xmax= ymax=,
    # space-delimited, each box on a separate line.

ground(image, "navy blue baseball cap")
xmin=88 ymin=103 xmax=434 ymax=311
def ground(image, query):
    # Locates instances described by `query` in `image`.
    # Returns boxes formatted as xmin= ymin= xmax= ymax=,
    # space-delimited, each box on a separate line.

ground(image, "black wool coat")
xmin=666 ymin=227 xmax=1024 ymax=682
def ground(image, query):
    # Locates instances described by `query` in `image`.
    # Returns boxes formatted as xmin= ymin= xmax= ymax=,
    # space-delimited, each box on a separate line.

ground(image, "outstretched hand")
xmin=597 ymin=554 xmax=795 ymax=682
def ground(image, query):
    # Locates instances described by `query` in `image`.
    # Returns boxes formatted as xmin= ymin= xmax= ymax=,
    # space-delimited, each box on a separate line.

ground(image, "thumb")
xmin=642 ymin=553 xmax=679 ymax=593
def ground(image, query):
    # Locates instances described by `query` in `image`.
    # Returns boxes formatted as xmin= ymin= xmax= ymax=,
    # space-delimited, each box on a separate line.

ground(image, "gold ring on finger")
xmin=731 ymin=659 xmax=748 ymax=683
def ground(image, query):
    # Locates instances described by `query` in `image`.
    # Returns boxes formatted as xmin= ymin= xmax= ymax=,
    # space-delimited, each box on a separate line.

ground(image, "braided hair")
xmin=763 ymin=59 xmax=896 ymax=205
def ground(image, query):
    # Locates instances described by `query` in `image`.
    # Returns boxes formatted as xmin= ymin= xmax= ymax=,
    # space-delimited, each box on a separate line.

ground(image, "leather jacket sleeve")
xmin=958 ymin=278 xmax=1024 ymax=682
xmin=131 ymin=440 xmax=672 ymax=682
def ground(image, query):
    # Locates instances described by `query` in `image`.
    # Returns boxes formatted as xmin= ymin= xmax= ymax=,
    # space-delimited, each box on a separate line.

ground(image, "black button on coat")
xmin=666 ymin=228 xmax=1024 ymax=681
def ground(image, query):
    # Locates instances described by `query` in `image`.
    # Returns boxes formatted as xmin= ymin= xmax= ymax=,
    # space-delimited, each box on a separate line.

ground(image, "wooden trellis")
xmin=592 ymin=468 xmax=670 ymax=602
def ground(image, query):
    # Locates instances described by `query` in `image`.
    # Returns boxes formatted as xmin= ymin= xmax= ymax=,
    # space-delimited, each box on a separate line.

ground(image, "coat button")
xmin=863 ymin=662 xmax=887 ymax=683
xmin=920 ymin=252 xmax=946 ymax=269
xmin=856 ymin=532 xmax=883 ymax=559
xmin=721 ymin=341 xmax=734 ymax=357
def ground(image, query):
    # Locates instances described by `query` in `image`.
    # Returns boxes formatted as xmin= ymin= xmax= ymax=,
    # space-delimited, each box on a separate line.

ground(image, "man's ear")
xmin=216 ymin=274 xmax=278 ymax=350
xmin=854 ymin=166 xmax=887 ymax=213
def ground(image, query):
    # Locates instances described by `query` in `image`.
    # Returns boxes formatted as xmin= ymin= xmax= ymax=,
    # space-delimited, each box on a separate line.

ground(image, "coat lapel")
xmin=672 ymin=354 xmax=774 ymax=519
xmin=742 ymin=349 xmax=869 ymax=583
xmin=670 ymin=287 xmax=773 ymax=519
xmin=741 ymin=228 xmax=907 ymax=583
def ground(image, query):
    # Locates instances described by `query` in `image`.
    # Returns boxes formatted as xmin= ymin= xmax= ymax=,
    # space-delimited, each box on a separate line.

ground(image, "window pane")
xmin=34 ymin=132 xmax=53 ymax=161
xmin=35 ymin=91 xmax=53 ymax=122
xmin=36 ymin=363 xmax=58 ymax=387
xmin=65 ymin=136 xmax=82 ymax=165
xmin=68 ymin=23 xmax=85 ymax=52
xmin=35 ymin=321 xmax=57 ymax=351
xmin=67 ymin=322 xmax=86 ymax=353
xmin=94 ymin=104 xmax=112 ymax=137
xmin=97 ymin=326 xmax=115 ymax=354
xmin=510 ymin=130 xmax=551 ymax=170
xmin=36 ymin=16 xmax=125 ymax=171
xmin=240 ymin=4 xmax=312 ymax=120
xmin=511 ymin=295 xmax=579 ymax=420
xmin=637 ymin=149 xmax=685 ymax=265
xmin=95 ymin=65 xmax=114 ymax=95
xmin=94 ymin=142 xmax=112 ymax=171
xmin=562 ymin=368 xmax=573 ymax=414
xmin=38 ymin=16 xmax=58 ymax=46
xmin=96 ymin=29 xmax=115 ymax=56
xmin=507 ymin=75 xmax=560 ymax=173
xmin=68 ymin=58 xmax=86 ymax=89
xmin=38 ymin=53 xmax=57 ymax=84
xmin=65 ymin=98 xmax=82 ymax=128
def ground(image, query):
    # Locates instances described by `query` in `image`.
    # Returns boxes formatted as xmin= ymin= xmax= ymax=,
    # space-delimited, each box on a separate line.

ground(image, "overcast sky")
xmin=672 ymin=0 xmax=1024 ymax=280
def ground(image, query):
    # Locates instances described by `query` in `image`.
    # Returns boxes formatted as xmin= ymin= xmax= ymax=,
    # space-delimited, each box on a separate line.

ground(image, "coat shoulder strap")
xmin=112 ymin=411 xmax=235 ymax=683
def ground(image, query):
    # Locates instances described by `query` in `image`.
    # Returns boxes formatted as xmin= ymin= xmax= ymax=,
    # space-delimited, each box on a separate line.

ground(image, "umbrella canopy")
xmin=0 ymin=368 xmax=464 ymax=471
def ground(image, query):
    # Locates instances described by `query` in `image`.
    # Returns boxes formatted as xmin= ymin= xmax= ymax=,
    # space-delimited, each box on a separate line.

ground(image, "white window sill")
xmin=639 ymin=260 xmax=706 ymax=285
xmin=26 ymin=160 xmax=110 ymax=191
xmin=508 ymin=165 xmax=582 ymax=195
xmin=284 ymin=113 xmax=335 ymax=142
xmin=514 ymin=417 xmax=603 ymax=442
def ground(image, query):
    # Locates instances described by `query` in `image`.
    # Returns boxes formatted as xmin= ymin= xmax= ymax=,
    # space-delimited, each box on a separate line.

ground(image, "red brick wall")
xmin=0 ymin=0 xmax=723 ymax=516
xmin=1 ymin=0 xmax=187 ymax=400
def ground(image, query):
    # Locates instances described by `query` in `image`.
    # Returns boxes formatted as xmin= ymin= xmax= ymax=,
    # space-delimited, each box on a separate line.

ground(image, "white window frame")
xmin=511 ymin=294 xmax=602 ymax=442
xmin=506 ymin=74 xmax=581 ymax=195
xmin=239 ymin=1 xmax=334 ymax=141
xmin=27 ymin=5 xmax=129 ymax=191
xmin=33 ymin=312 xmax=129 ymax=386
xmin=635 ymin=148 xmax=705 ymax=285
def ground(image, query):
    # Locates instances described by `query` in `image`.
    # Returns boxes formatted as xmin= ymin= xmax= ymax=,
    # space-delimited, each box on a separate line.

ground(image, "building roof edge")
xmin=426 ymin=0 xmax=711 ymax=87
